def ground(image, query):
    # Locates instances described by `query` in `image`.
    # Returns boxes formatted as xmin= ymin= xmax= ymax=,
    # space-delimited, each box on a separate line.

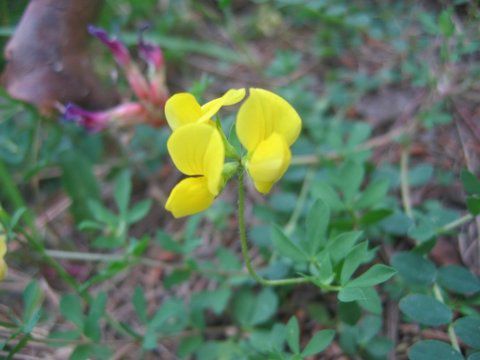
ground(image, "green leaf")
xmin=337 ymin=161 xmax=364 ymax=203
xmin=87 ymin=201 xmax=117 ymax=225
xmin=310 ymin=180 xmax=344 ymax=211
xmin=438 ymin=10 xmax=455 ymax=38
xmin=60 ymin=294 xmax=84 ymax=329
xmin=22 ymin=281 xmax=43 ymax=329
xmin=70 ymin=344 xmax=91 ymax=360
xmin=123 ymin=32 xmax=250 ymax=64
xmin=114 ymin=170 xmax=132 ymax=214
xmin=399 ymin=294 xmax=452 ymax=326
xmin=437 ymin=265 xmax=480 ymax=295
xmin=178 ymin=335 xmax=203 ymax=359
xmin=391 ymin=251 xmax=437 ymax=286
xmin=302 ymin=329 xmax=335 ymax=356
xmin=359 ymin=208 xmax=393 ymax=226
xmin=216 ymin=247 xmax=242 ymax=271
xmin=327 ymin=231 xmax=363 ymax=263
xmin=345 ymin=264 xmax=396 ymax=288
xmin=381 ymin=211 xmax=413 ymax=235
xmin=454 ymin=317 xmax=480 ymax=349
xmin=233 ymin=288 xmax=278 ymax=327
xmin=340 ymin=242 xmax=369 ymax=285
xmin=84 ymin=292 xmax=107 ymax=341
xmin=409 ymin=164 xmax=433 ymax=186
xmin=164 ymin=269 xmax=191 ymax=289
xmin=143 ymin=299 xmax=188 ymax=349
xmin=409 ymin=218 xmax=437 ymax=243
xmin=338 ymin=287 xmax=368 ymax=302
xmin=461 ymin=170 xmax=480 ymax=195
xmin=191 ymin=288 xmax=232 ymax=315
xmin=305 ymin=199 xmax=330 ymax=254
xmin=127 ymin=199 xmax=152 ymax=224
xmin=60 ymin=151 xmax=100 ymax=221
xmin=251 ymin=288 xmax=278 ymax=326
xmin=249 ymin=324 xmax=286 ymax=353
xmin=70 ymin=344 xmax=111 ymax=360
xmin=365 ymin=337 xmax=394 ymax=359
xmin=357 ymin=287 xmax=382 ymax=315
xmin=467 ymin=196 xmax=480 ymax=216
xmin=409 ymin=340 xmax=463 ymax=360
xmin=357 ymin=315 xmax=382 ymax=345
xmin=271 ymin=225 xmax=308 ymax=262
xmin=355 ymin=180 xmax=389 ymax=209
xmin=132 ymin=286 xmax=148 ymax=323
xmin=339 ymin=301 xmax=361 ymax=325
xmin=286 ymin=316 xmax=300 ymax=354
xmin=314 ymin=251 xmax=334 ymax=285
xmin=47 ymin=330 xmax=81 ymax=347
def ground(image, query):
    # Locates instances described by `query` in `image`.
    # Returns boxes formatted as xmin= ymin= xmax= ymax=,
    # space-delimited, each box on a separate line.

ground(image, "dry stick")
xmin=291 ymin=123 xmax=416 ymax=166
xmin=453 ymin=102 xmax=480 ymax=267
xmin=400 ymin=148 xmax=413 ymax=218
xmin=44 ymin=249 xmax=244 ymax=277
xmin=398 ymin=145 xmax=461 ymax=352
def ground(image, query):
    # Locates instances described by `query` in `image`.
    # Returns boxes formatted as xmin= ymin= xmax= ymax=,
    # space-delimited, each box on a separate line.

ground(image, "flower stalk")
xmin=237 ymin=169 xmax=310 ymax=287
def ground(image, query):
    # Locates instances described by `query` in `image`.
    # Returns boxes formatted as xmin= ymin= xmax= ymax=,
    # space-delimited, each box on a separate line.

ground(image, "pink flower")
xmin=64 ymin=102 xmax=146 ymax=132
xmin=88 ymin=25 xmax=131 ymax=66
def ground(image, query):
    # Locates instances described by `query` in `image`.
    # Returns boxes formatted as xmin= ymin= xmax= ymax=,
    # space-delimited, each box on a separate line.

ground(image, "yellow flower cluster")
xmin=164 ymin=88 xmax=301 ymax=218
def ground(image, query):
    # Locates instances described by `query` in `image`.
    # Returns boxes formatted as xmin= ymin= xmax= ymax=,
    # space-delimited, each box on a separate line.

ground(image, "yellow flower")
xmin=165 ymin=123 xmax=225 ymax=218
xmin=165 ymin=88 xmax=246 ymax=130
xmin=0 ymin=234 xmax=7 ymax=281
xmin=236 ymin=88 xmax=301 ymax=194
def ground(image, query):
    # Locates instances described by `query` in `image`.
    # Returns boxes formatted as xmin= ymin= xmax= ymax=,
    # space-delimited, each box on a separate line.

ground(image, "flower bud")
xmin=88 ymin=25 xmax=131 ymax=66
xmin=64 ymin=103 xmax=109 ymax=132
xmin=139 ymin=38 xmax=164 ymax=70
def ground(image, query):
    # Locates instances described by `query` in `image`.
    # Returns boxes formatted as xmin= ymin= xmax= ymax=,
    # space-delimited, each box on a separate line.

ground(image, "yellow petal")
xmin=0 ymin=235 xmax=6 ymax=257
xmin=165 ymin=177 xmax=215 ymax=218
xmin=167 ymin=123 xmax=224 ymax=195
xmin=0 ymin=259 xmax=7 ymax=281
xmin=236 ymin=88 xmax=301 ymax=152
xmin=164 ymin=93 xmax=203 ymax=130
xmin=198 ymin=88 xmax=246 ymax=123
xmin=247 ymin=133 xmax=291 ymax=194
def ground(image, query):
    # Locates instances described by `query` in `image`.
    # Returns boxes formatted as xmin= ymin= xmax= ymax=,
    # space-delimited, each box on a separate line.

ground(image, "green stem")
xmin=433 ymin=283 xmax=460 ymax=351
xmin=0 ymin=159 xmax=81 ymax=293
xmin=284 ymin=167 xmax=314 ymax=236
xmin=0 ymin=160 xmax=34 ymax=227
xmin=437 ymin=213 xmax=474 ymax=234
xmin=237 ymin=170 xmax=310 ymax=287
xmin=45 ymin=249 xmax=245 ymax=277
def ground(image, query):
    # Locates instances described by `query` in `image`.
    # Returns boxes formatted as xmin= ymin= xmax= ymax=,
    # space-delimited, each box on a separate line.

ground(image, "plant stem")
xmin=400 ymin=147 xmax=413 ymax=218
xmin=0 ymin=159 xmax=81 ymax=293
xmin=437 ymin=213 xmax=474 ymax=234
xmin=237 ymin=170 xmax=310 ymax=287
xmin=284 ymin=167 xmax=314 ymax=236
xmin=291 ymin=124 xmax=415 ymax=166
xmin=44 ymin=249 xmax=245 ymax=277
xmin=433 ymin=283 xmax=460 ymax=351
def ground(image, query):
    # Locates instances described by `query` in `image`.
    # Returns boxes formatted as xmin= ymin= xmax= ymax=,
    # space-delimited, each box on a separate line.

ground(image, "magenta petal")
xmin=138 ymin=38 xmax=164 ymax=70
xmin=88 ymin=25 xmax=131 ymax=66
xmin=63 ymin=103 xmax=109 ymax=132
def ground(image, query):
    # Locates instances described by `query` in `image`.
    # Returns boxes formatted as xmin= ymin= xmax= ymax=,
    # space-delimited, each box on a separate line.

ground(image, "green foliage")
xmin=409 ymin=340 xmax=463 ymax=360
xmin=2 ymin=0 xmax=480 ymax=358
xmin=399 ymin=294 xmax=452 ymax=327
